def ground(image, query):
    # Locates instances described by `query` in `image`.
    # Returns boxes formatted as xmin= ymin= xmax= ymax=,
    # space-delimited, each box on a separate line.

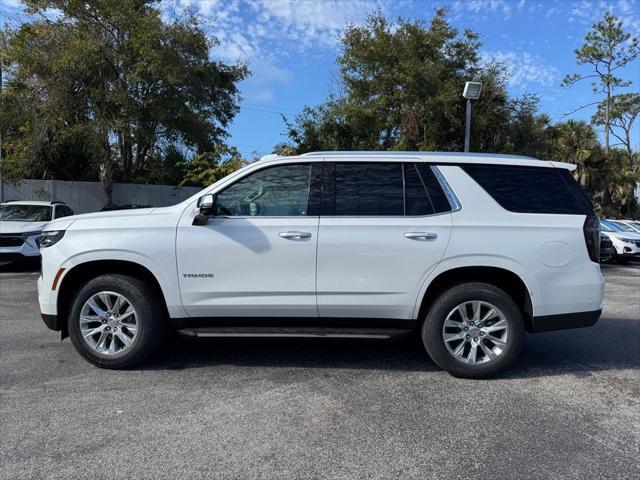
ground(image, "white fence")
xmin=0 ymin=179 xmax=202 ymax=214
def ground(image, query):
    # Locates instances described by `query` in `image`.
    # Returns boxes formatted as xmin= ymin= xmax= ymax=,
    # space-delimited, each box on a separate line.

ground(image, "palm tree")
xmin=551 ymin=120 xmax=598 ymax=186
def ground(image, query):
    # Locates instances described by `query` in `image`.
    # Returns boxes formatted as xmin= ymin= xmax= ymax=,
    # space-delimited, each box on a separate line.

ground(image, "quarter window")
xmin=462 ymin=165 xmax=593 ymax=215
xmin=216 ymin=163 xmax=313 ymax=217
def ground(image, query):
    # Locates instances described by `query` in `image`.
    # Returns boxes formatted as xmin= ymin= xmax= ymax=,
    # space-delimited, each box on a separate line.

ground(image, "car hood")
xmin=0 ymin=220 xmax=50 ymax=235
xmin=45 ymin=207 xmax=158 ymax=231
xmin=602 ymin=231 xmax=640 ymax=241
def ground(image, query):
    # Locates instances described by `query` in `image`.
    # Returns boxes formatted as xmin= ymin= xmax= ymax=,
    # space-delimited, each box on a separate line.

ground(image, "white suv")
xmin=0 ymin=201 xmax=74 ymax=262
xmin=36 ymin=152 xmax=604 ymax=378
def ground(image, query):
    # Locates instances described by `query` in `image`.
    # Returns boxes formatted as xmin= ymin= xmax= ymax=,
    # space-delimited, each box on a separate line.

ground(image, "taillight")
xmin=583 ymin=215 xmax=600 ymax=263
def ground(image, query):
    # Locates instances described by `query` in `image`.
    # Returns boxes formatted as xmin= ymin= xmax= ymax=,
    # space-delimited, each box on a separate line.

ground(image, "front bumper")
xmin=41 ymin=313 xmax=61 ymax=331
xmin=0 ymin=235 xmax=41 ymax=261
xmin=530 ymin=309 xmax=602 ymax=333
xmin=0 ymin=252 xmax=39 ymax=262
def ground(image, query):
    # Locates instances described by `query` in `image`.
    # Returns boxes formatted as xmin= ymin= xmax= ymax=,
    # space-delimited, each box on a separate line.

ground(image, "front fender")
xmin=56 ymin=249 xmax=186 ymax=318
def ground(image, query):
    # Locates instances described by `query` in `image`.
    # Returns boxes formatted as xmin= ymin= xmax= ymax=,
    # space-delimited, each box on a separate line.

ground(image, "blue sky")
xmin=2 ymin=0 xmax=639 ymax=157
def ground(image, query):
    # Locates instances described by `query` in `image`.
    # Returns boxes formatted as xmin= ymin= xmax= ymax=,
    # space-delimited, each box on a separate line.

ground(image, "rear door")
xmin=316 ymin=160 xmax=453 ymax=320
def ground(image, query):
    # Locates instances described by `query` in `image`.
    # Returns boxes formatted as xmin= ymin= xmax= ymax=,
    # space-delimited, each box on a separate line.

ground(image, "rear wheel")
xmin=68 ymin=274 xmax=166 ymax=369
xmin=422 ymin=282 xmax=524 ymax=379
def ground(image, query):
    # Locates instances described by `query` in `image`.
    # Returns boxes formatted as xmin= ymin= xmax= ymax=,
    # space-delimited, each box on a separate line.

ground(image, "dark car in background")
xmin=600 ymin=234 xmax=613 ymax=262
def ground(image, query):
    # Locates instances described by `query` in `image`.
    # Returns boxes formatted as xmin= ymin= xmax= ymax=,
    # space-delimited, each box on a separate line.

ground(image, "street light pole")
xmin=462 ymin=81 xmax=483 ymax=153
xmin=464 ymin=98 xmax=472 ymax=153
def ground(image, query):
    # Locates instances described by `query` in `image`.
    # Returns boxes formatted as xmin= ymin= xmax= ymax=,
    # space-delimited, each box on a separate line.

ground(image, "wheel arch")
xmin=57 ymin=260 xmax=170 ymax=339
xmin=416 ymin=266 xmax=535 ymax=332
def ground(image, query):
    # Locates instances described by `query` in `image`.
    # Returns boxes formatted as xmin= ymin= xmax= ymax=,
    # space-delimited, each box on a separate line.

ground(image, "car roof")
xmin=1 ymin=200 xmax=62 ymax=206
xmin=262 ymin=151 xmax=576 ymax=170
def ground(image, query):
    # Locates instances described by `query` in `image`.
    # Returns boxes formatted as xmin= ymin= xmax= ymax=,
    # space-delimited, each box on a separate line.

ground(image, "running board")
xmin=177 ymin=327 xmax=414 ymax=339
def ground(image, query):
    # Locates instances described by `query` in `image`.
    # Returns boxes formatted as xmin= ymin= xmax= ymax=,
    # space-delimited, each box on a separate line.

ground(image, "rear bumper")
xmin=530 ymin=309 xmax=601 ymax=333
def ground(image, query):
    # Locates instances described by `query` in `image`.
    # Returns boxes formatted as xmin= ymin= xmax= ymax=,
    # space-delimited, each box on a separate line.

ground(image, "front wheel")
xmin=68 ymin=274 xmax=166 ymax=369
xmin=422 ymin=282 xmax=524 ymax=379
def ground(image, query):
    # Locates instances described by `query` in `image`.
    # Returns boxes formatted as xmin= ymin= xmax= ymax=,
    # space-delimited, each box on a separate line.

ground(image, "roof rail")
xmin=300 ymin=151 xmax=536 ymax=159
xmin=259 ymin=154 xmax=280 ymax=162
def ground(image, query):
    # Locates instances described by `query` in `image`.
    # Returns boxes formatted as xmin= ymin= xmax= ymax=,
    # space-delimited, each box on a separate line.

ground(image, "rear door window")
xmin=323 ymin=162 xmax=453 ymax=216
xmin=462 ymin=165 xmax=593 ymax=215
xmin=404 ymin=164 xmax=434 ymax=215
xmin=334 ymin=162 xmax=404 ymax=216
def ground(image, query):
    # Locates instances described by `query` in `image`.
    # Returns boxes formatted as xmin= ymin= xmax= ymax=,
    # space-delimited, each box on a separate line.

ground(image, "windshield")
xmin=611 ymin=221 xmax=636 ymax=232
xmin=0 ymin=204 xmax=52 ymax=222
xmin=600 ymin=219 xmax=622 ymax=232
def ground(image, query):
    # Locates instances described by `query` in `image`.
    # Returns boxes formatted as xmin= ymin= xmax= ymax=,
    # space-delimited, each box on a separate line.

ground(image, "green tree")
xmin=2 ymin=0 xmax=248 ymax=203
xmin=586 ymin=148 xmax=639 ymax=217
xmin=280 ymin=10 xmax=549 ymax=156
xmin=287 ymin=9 xmax=509 ymax=152
xmin=179 ymin=144 xmax=247 ymax=187
xmin=494 ymin=93 xmax=553 ymax=158
xmin=550 ymin=120 xmax=599 ymax=186
xmin=592 ymin=93 xmax=640 ymax=156
xmin=562 ymin=12 xmax=639 ymax=153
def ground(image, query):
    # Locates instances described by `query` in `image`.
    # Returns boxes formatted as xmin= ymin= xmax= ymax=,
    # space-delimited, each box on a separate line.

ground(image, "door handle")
xmin=279 ymin=231 xmax=312 ymax=239
xmin=404 ymin=232 xmax=438 ymax=240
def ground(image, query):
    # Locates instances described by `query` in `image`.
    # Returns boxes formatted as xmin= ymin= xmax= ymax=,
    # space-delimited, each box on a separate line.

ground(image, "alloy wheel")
xmin=441 ymin=300 xmax=509 ymax=365
xmin=79 ymin=291 xmax=138 ymax=356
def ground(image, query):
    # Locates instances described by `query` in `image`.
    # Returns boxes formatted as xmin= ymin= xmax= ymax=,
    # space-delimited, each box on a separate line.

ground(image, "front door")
xmin=177 ymin=162 xmax=322 ymax=318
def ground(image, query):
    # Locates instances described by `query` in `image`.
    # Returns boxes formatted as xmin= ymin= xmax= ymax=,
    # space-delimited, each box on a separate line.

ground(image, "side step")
xmin=177 ymin=326 xmax=414 ymax=339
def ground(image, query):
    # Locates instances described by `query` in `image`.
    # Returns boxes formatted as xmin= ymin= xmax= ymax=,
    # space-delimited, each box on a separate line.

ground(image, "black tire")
xmin=68 ymin=274 xmax=166 ymax=369
xmin=421 ymin=282 xmax=524 ymax=379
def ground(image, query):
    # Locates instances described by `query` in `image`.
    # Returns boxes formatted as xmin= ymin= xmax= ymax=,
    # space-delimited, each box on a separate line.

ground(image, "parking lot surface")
xmin=1 ymin=261 xmax=639 ymax=479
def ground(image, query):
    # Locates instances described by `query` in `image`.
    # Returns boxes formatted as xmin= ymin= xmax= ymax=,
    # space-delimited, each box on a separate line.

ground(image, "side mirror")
xmin=193 ymin=194 xmax=217 ymax=226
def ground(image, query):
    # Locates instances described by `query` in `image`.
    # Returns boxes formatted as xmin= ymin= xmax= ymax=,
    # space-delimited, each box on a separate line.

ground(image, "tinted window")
xmin=334 ymin=163 xmax=404 ymax=216
xmin=416 ymin=163 xmax=452 ymax=213
xmin=404 ymin=164 xmax=434 ymax=215
xmin=54 ymin=206 xmax=73 ymax=218
xmin=217 ymin=164 xmax=313 ymax=216
xmin=558 ymin=169 xmax=595 ymax=215
xmin=462 ymin=165 xmax=588 ymax=214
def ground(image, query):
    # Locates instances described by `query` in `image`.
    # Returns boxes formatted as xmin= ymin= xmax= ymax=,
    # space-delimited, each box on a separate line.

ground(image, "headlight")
xmin=36 ymin=230 xmax=65 ymax=248
xmin=621 ymin=238 xmax=635 ymax=244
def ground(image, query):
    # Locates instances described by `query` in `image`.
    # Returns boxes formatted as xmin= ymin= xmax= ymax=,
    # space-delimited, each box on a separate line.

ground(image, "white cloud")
xmin=248 ymin=0 xmax=387 ymax=47
xmin=164 ymin=0 xmax=389 ymax=59
xmin=451 ymin=0 xmax=526 ymax=20
xmin=569 ymin=0 xmax=640 ymax=36
xmin=160 ymin=0 xmax=392 ymax=106
xmin=482 ymin=50 xmax=559 ymax=89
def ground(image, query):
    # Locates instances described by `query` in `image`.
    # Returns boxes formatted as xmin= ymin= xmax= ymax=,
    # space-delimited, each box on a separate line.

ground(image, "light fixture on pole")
xmin=462 ymin=81 xmax=483 ymax=152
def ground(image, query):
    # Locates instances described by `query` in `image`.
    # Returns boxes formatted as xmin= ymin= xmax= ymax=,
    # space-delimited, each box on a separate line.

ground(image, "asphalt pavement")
xmin=1 ymin=260 xmax=638 ymax=479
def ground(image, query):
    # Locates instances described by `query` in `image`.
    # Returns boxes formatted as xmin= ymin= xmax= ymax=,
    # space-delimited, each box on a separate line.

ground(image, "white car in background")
xmin=0 ymin=201 xmax=74 ymax=262
xmin=600 ymin=219 xmax=640 ymax=262
xmin=610 ymin=219 xmax=640 ymax=234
